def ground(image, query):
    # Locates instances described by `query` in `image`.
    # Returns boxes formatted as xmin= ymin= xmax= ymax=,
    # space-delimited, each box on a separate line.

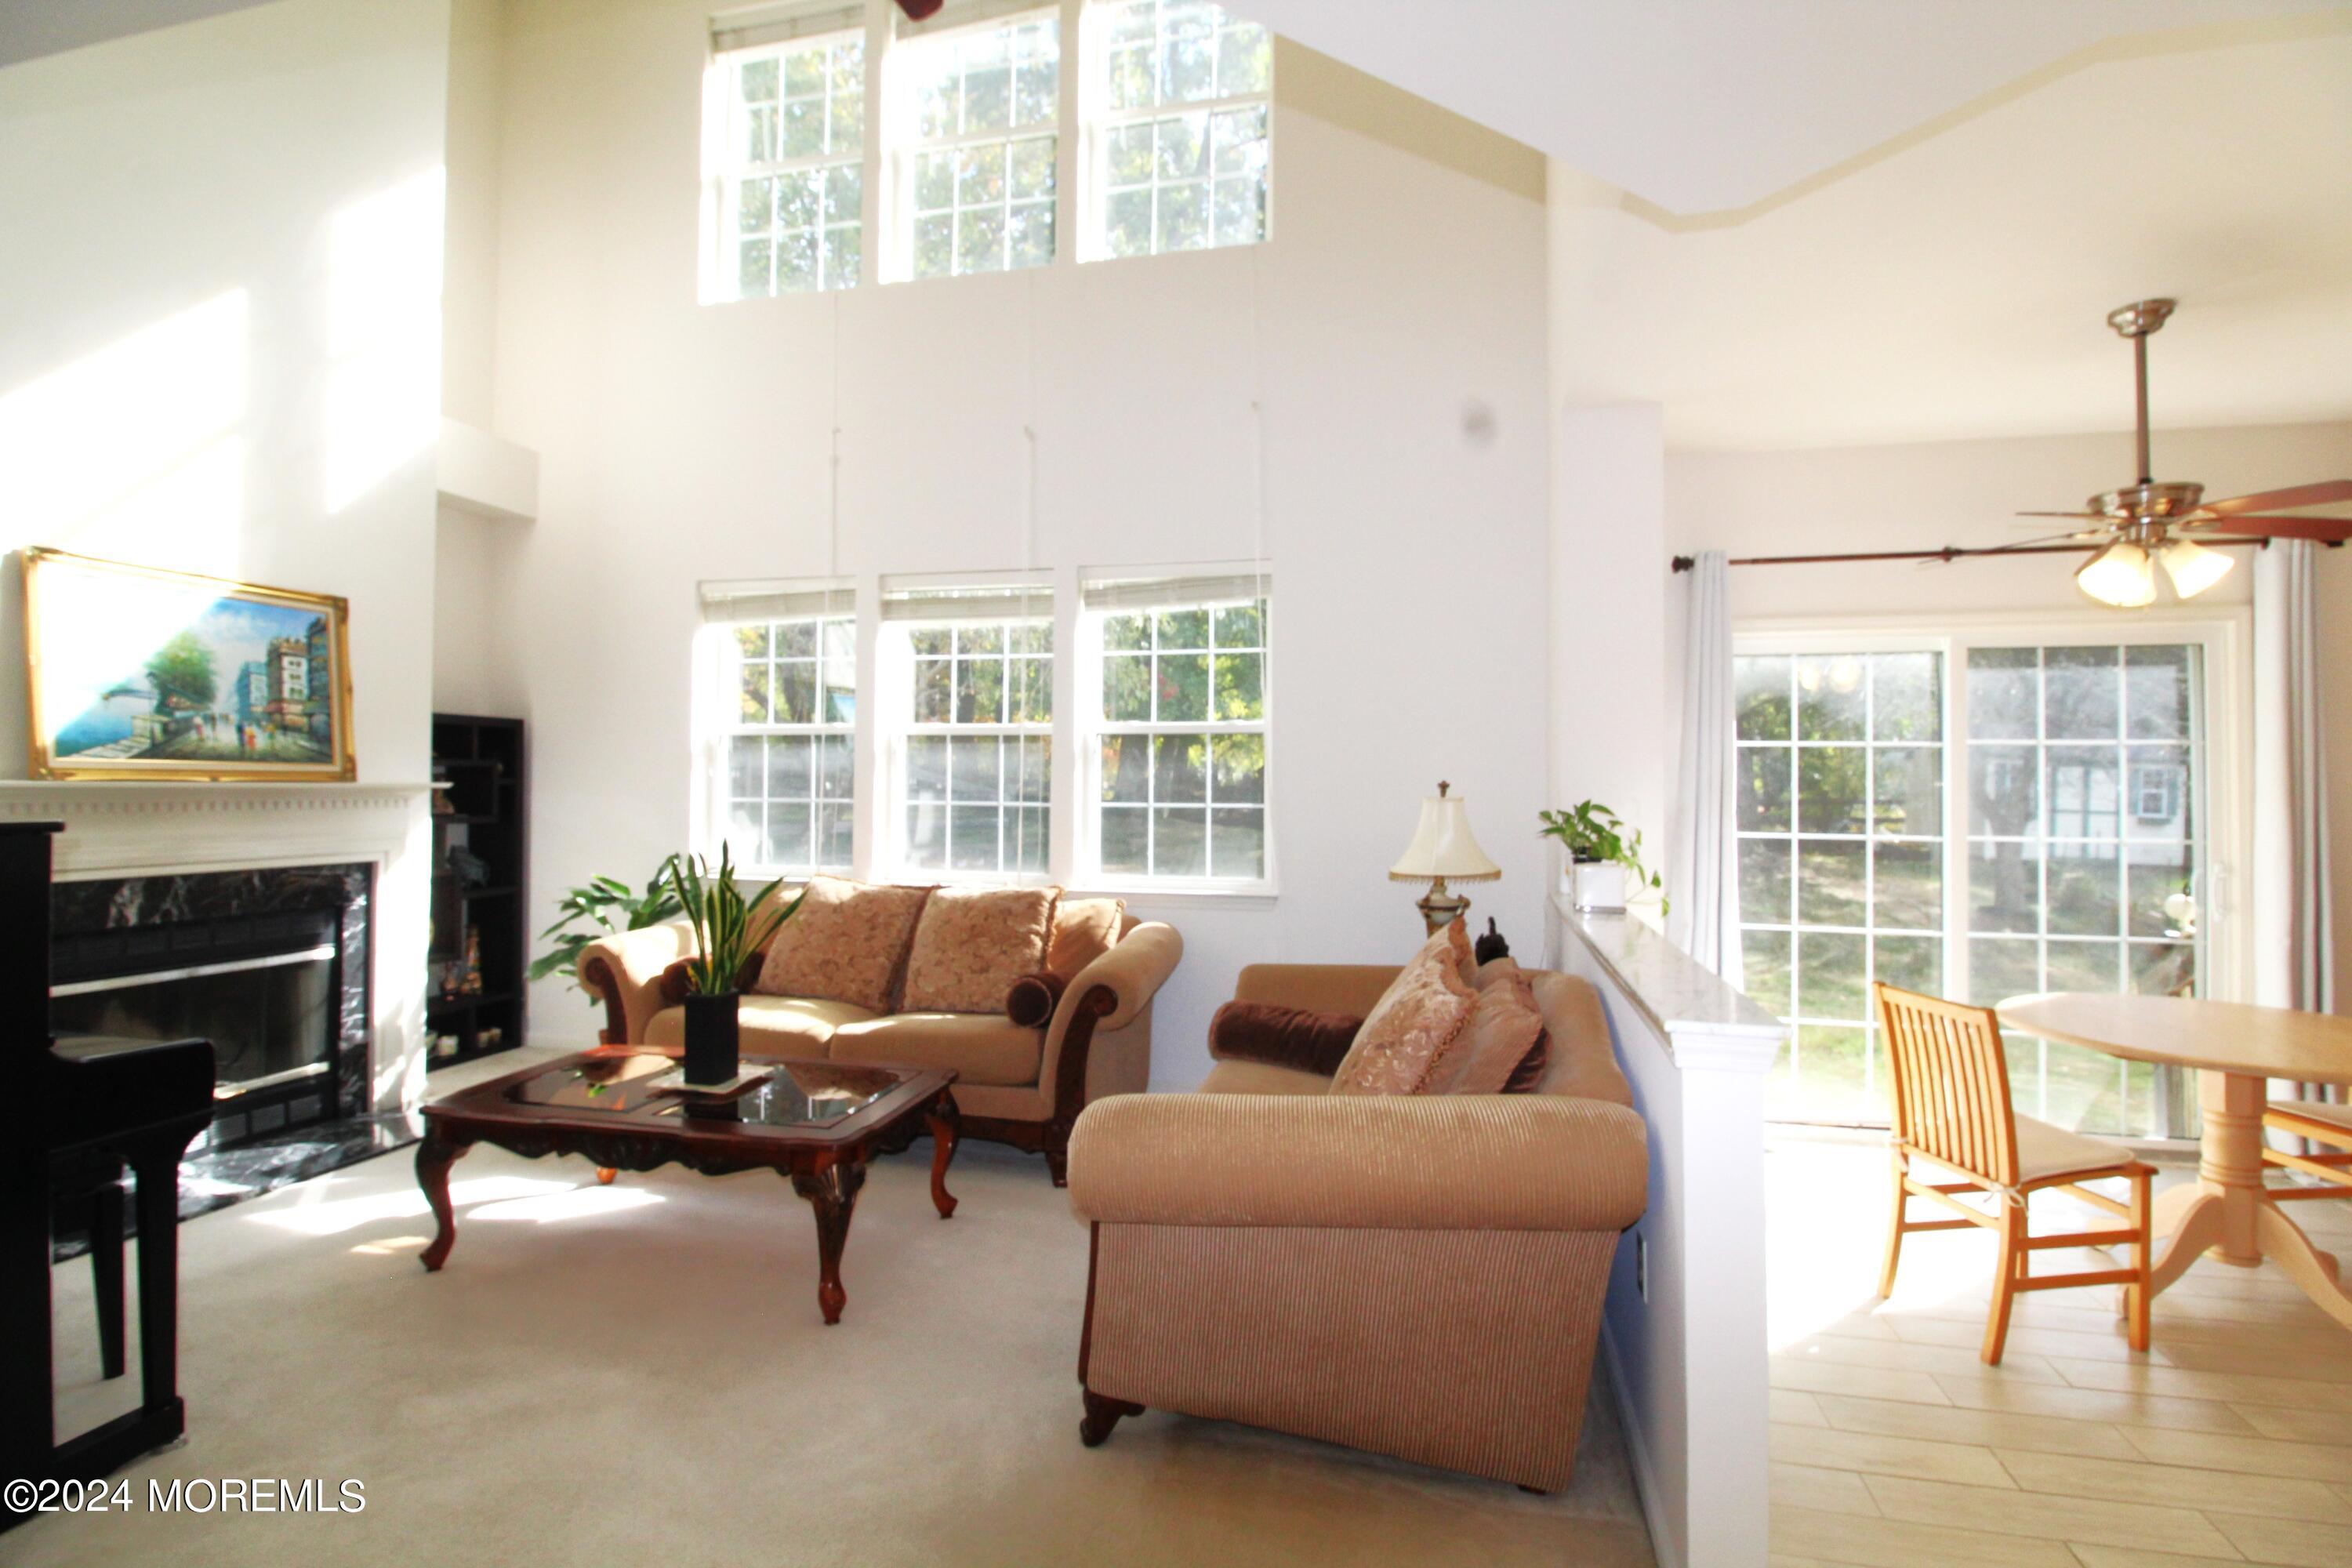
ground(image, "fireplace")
xmin=49 ymin=865 xmax=373 ymax=1149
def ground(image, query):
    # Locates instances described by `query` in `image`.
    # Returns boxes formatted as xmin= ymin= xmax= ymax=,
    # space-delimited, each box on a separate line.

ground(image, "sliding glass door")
xmin=1736 ymin=625 xmax=2230 ymax=1138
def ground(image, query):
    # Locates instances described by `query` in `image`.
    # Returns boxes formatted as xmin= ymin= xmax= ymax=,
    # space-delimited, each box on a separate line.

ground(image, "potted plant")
xmin=529 ymin=855 xmax=686 ymax=1000
xmin=1537 ymin=801 xmax=1666 ymax=916
xmin=666 ymin=846 xmax=804 ymax=1086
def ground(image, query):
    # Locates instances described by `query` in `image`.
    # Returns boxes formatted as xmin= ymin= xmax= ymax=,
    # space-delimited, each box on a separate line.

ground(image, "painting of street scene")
xmin=24 ymin=548 xmax=354 ymax=781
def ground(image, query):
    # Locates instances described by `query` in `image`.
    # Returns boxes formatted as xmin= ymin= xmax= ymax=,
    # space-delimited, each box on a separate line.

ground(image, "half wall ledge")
xmin=1550 ymin=897 xmax=1784 ymax=1568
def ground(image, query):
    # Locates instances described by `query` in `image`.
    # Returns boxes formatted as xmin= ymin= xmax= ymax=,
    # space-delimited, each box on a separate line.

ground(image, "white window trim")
xmin=875 ymin=614 xmax=1058 ymax=884
xmin=693 ymin=615 xmax=859 ymax=880
xmin=1074 ymin=0 xmax=1273 ymax=263
xmin=879 ymin=4 xmax=1064 ymax=284
xmin=1073 ymin=593 xmax=1276 ymax=896
xmin=703 ymin=27 xmax=869 ymax=302
xmin=694 ymin=564 xmax=1278 ymax=903
xmin=1733 ymin=605 xmax=2251 ymax=1137
xmin=706 ymin=0 xmax=1271 ymax=292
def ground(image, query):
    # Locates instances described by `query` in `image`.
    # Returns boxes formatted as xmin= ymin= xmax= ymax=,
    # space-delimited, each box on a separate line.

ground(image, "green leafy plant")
xmin=1537 ymin=800 xmax=1667 ymax=914
xmin=667 ymin=844 xmax=806 ymax=996
xmin=530 ymin=855 xmax=688 ymax=996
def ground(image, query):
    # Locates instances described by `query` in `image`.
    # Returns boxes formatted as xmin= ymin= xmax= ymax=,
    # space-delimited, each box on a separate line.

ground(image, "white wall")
xmin=479 ymin=2 xmax=1552 ymax=1077
xmin=1664 ymin=419 xmax=2352 ymax=1002
xmin=1549 ymin=401 xmax=1669 ymax=908
xmin=0 ymin=0 xmax=451 ymax=788
xmin=443 ymin=0 xmax=507 ymax=432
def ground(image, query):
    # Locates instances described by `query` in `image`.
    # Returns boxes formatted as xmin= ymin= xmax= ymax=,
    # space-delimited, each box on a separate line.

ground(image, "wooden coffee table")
xmin=415 ymin=1049 xmax=959 ymax=1323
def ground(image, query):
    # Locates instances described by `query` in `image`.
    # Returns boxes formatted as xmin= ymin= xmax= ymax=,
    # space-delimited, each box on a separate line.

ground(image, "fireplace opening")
xmin=50 ymin=866 xmax=372 ymax=1150
xmin=52 ymin=940 xmax=338 ymax=1127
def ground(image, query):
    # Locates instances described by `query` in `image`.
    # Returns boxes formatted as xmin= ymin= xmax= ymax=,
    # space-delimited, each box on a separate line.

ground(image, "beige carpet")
xmin=24 ymin=1052 xmax=1653 ymax=1567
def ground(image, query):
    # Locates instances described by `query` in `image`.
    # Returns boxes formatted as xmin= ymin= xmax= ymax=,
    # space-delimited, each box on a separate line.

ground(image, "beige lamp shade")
xmin=1389 ymin=786 xmax=1501 ymax=883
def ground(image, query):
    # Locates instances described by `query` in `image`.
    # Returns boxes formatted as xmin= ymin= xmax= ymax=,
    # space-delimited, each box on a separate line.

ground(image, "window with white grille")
xmin=701 ymin=581 xmax=858 ymax=873
xmin=891 ymin=8 xmax=1061 ymax=278
xmin=1080 ymin=568 xmax=1269 ymax=884
xmin=881 ymin=577 xmax=1054 ymax=877
xmin=1085 ymin=0 xmax=1271 ymax=258
xmin=711 ymin=13 xmax=866 ymax=297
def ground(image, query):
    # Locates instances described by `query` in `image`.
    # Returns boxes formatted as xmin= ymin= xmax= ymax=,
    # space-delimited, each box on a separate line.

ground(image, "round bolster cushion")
xmin=1006 ymin=969 xmax=1070 ymax=1028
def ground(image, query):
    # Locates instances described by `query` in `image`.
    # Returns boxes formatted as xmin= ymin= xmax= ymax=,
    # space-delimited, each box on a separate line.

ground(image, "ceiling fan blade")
xmin=2014 ymin=510 xmax=2108 ymax=520
xmin=2196 ymin=480 xmax=2352 ymax=516
xmin=2189 ymin=515 xmax=2352 ymax=543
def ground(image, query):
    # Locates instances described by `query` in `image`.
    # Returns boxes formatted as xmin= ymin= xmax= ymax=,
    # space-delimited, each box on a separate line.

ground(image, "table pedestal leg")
xmin=788 ymin=1156 xmax=866 ymax=1325
xmin=416 ymin=1130 xmax=471 ymax=1272
xmin=2194 ymin=1070 xmax=2266 ymax=1268
xmin=2258 ymin=1206 xmax=2352 ymax=1329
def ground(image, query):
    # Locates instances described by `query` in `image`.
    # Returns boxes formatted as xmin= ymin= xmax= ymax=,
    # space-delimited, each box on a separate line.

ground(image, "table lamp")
xmin=1389 ymin=781 xmax=1501 ymax=934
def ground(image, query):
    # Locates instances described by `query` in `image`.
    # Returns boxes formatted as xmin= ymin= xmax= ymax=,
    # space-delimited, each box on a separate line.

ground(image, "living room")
xmin=4 ymin=2 xmax=2350 ymax=1565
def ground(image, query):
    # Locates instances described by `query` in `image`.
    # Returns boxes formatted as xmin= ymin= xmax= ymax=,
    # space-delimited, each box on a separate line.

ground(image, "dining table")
xmin=1996 ymin=991 xmax=2352 ymax=1329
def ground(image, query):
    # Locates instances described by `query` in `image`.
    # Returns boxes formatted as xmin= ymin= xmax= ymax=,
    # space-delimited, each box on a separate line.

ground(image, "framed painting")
xmin=22 ymin=547 xmax=356 ymax=782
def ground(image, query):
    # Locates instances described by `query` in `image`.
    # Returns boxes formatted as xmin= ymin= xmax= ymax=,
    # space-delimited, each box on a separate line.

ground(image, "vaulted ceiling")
xmin=1236 ymin=0 xmax=2352 ymax=216
xmin=1243 ymin=0 xmax=2352 ymax=450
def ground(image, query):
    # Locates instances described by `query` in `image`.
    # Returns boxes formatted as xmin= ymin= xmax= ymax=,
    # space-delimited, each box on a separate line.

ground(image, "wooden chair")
xmin=2263 ymin=1097 xmax=2352 ymax=1200
xmin=1872 ymin=983 xmax=2155 ymax=1364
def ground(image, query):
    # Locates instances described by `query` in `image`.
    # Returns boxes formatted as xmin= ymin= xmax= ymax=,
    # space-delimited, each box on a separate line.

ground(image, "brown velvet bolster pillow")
xmin=658 ymin=952 xmax=767 ymax=1007
xmin=1005 ymin=969 xmax=1069 ymax=1029
xmin=1209 ymin=1000 xmax=1366 ymax=1080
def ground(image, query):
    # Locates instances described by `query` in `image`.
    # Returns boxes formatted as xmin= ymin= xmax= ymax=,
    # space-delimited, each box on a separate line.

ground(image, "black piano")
xmin=3 ymin=822 xmax=212 ymax=1531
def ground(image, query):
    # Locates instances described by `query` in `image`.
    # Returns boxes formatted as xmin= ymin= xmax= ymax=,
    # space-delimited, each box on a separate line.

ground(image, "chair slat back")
xmin=1872 ymin=982 xmax=2020 ymax=1189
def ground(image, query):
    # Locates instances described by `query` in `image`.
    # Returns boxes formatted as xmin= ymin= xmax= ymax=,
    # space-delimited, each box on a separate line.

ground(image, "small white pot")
xmin=1566 ymin=859 xmax=1627 ymax=913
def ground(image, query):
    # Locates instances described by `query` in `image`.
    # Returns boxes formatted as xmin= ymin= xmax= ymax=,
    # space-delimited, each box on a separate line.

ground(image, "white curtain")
xmin=1668 ymin=550 xmax=1741 ymax=978
xmin=2253 ymin=539 xmax=2334 ymax=1015
xmin=2254 ymin=539 xmax=2336 ymax=1123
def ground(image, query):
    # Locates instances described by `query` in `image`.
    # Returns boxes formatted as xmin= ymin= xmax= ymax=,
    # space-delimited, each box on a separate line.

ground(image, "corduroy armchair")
xmin=1065 ymin=961 xmax=1648 ymax=1493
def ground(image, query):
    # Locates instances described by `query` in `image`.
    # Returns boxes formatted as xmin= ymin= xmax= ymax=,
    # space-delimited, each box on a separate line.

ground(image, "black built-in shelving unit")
xmin=427 ymin=714 xmax=526 ymax=1065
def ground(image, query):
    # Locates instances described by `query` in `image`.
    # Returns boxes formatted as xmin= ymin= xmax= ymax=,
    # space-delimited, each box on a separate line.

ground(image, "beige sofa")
xmin=577 ymin=911 xmax=1182 ymax=1183
xmin=1065 ymin=960 xmax=1648 ymax=1492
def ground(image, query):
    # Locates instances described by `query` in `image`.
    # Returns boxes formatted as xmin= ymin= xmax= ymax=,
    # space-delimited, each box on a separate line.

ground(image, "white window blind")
xmin=712 ymin=1 xmax=865 ymax=54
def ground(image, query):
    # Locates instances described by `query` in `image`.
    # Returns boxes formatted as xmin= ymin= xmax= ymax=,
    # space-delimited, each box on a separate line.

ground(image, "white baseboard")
xmin=1601 ymin=1320 xmax=1680 ymax=1568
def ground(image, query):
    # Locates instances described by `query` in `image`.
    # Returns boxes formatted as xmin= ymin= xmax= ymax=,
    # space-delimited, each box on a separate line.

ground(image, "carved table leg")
xmin=926 ymin=1094 xmax=960 ymax=1220
xmin=787 ymin=1154 xmax=868 ymax=1325
xmin=416 ymin=1128 xmax=473 ymax=1272
xmin=1080 ymin=1389 xmax=1144 ymax=1447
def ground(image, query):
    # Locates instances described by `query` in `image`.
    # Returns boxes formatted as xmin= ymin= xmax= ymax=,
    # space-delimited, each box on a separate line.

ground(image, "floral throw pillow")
xmin=901 ymin=886 xmax=1059 ymax=1014
xmin=753 ymin=875 xmax=931 ymax=1014
xmin=1328 ymin=922 xmax=1478 ymax=1096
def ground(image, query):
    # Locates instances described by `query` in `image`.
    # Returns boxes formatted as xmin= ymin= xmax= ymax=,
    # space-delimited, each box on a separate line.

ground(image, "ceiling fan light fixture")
xmin=2158 ymin=536 xmax=2234 ymax=599
xmin=2076 ymin=542 xmax=2156 ymax=608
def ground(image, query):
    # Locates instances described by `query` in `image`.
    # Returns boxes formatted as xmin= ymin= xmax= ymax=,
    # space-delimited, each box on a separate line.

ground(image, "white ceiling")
xmin=1240 ymin=0 xmax=2352 ymax=216
xmin=1544 ymin=22 xmax=2352 ymax=449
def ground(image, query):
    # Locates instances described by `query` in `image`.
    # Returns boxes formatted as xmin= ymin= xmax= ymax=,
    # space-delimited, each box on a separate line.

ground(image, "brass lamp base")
xmin=1416 ymin=878 xmax=1472 ymax=935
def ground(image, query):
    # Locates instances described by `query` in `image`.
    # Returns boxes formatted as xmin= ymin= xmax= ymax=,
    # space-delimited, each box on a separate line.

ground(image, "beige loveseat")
xmin=577 ymin=909 xmax=1182 ymax=1183
xmin=1065 ymin=960 xmax=1647 ymax=1492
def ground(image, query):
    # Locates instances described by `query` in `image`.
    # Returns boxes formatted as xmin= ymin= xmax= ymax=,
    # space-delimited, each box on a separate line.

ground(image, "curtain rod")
xmin=1668 ymin=538 xmax=2291 ymax=573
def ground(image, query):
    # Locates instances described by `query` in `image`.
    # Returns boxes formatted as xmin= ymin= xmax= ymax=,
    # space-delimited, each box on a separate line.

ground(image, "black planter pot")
xmin=681 ymin=991 xmax=741 ymax=1084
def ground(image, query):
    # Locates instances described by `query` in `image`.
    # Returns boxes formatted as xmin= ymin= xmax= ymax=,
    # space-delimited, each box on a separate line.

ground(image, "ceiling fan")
xmin=2012 ymin=299 xmax=2352 ymax=608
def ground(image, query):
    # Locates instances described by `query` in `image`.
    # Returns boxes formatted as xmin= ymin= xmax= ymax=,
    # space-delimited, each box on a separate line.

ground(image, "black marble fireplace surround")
xmin=48 ymin=864 xmax=417 ymax=1242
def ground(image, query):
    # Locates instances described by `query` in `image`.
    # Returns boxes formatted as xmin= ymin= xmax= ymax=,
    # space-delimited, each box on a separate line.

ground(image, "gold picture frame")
xmin=22 ymin=547 xmax=357 ymax=782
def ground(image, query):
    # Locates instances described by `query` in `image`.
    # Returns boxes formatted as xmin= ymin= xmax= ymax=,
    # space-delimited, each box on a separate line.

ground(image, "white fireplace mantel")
xmin=2 ymin=780 xmax=437 ymax=1112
